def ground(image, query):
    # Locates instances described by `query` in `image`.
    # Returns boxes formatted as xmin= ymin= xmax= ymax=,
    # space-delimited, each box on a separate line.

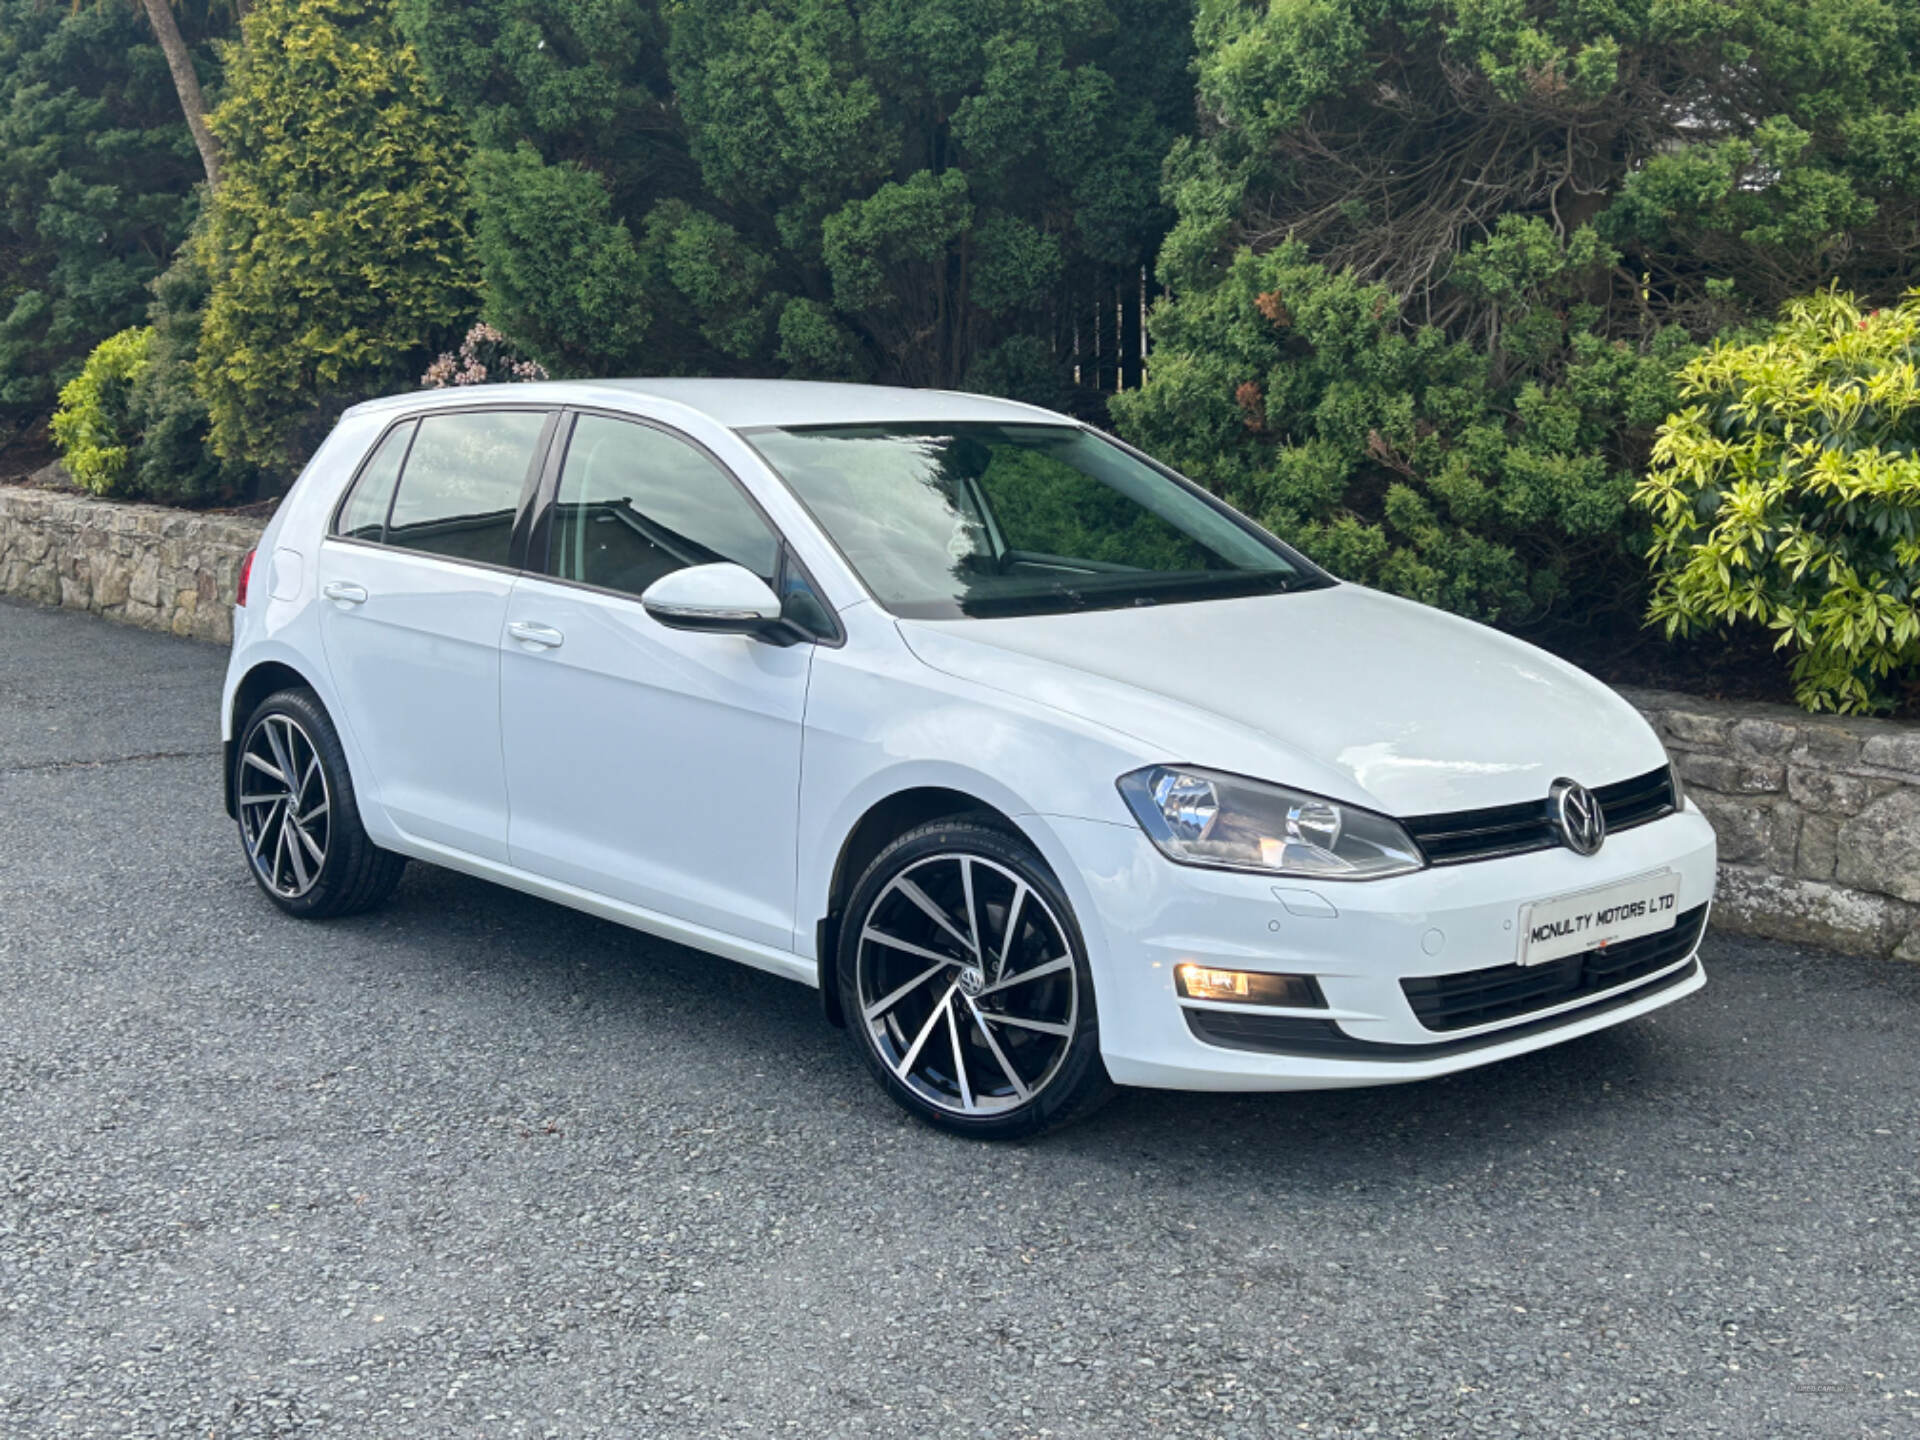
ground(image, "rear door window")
xmin=385 ymin=410 xmax=549 ymax=568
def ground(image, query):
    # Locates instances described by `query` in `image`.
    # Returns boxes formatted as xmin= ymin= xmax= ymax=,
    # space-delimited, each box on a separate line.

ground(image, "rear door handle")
xmin=321 ymin=581 xmax=367 ymax=606
xmin=507 ymin=620 xmax=565 ymax=650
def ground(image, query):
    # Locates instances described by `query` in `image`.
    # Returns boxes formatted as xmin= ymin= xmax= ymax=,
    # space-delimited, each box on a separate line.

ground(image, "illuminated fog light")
xmin=1174 ymin=963 xmax=1325 ymax=1008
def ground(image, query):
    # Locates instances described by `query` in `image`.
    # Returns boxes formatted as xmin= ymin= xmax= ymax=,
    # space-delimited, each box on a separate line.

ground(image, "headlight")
xmin=1117 ymin=766 xmax=1424 ymax=880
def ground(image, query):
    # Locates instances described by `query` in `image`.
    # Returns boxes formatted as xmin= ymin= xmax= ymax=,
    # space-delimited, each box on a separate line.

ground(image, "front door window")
xmin=548 ymin=414 xmax=780 ymax=596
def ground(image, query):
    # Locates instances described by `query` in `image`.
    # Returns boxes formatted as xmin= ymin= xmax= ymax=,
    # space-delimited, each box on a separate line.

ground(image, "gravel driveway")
xmin=1 ymin=595 xmax=1916 ymax=1439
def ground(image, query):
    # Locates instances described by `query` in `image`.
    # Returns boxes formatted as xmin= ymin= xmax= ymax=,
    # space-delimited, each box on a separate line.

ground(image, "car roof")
xmin=344 ymin=378 xmax=1072 ymax=431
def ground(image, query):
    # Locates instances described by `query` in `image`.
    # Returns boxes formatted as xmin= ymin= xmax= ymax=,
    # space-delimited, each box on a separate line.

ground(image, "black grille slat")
xmin=1404 ymin=766 xmax=1677 ymax=867
xmin=1593 ymin=768 xmax=1677 ymax=830
xmin=1417 ymin=967 xmax=1573 ymax=1009
xmin=1595 ymin=771 xmax=1671 ymax=803
xmin=1586 ymin=940 xmax=1680 ymax=980
xmin=1401 ymin=904 xmax=1708 ymax=1032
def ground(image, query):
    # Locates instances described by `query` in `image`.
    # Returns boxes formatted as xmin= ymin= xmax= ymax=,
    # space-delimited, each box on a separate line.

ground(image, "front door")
xmin=499 ymin=413 xmax=812 ymax=951
xmin=316 ymin=407 xmax=552 ymax=861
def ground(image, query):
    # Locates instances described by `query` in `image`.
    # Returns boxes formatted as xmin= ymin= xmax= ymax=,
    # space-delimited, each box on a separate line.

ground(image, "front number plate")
xmin=1518 ymin=871 xmax=1681 ymax=966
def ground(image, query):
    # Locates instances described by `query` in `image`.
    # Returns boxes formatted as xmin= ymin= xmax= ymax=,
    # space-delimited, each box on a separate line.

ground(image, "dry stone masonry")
xmin=0 ymin=481 xmax=266 ymax=645
xmin=1622 ymin=687 xmax=1920 ymax=962
xmin=2 ymin=484 xmax=1917 ymax=960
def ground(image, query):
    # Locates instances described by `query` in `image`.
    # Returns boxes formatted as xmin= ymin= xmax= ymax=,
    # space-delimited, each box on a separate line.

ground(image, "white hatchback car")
xmin=223 ymin=379 xmax=1716 ymax=1136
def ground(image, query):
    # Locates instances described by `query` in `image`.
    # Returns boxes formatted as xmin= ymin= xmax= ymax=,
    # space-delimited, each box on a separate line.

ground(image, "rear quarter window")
xmin=332 ymin=420 xmax=415 ymax=541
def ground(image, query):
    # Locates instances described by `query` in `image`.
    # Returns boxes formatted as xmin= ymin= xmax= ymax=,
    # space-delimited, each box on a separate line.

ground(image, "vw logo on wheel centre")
xmin=1550 ymin=778 xmax=1606 ymax=855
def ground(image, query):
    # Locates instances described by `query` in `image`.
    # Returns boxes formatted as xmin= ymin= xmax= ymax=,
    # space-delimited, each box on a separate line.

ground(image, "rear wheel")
xmin=838 ymin=819 xmax=1112 ymax=1138
xmin=235 ymin=687 xmax=405 ymax=918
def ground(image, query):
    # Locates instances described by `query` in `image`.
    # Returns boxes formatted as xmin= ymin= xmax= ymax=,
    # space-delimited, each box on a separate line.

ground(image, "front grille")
xmin=1404 ymin=765 xmax=1677 ymax=867
xmin=1400 ymin=903 xmax=1708 ymax=1032
xmin=1596 ymin=765 xmax=1679 ymax=830
xmin=1404 ymin=796 xmax=1557 ymax=865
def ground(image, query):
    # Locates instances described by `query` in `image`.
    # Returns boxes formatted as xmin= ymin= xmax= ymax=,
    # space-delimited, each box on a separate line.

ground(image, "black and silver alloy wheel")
xmin=839 ymin=820 xmax=1112 ymax=1137
xmin=239 ymin=713 xmax=331 ymax=899
xmin=234 ymin=686 xmax=406 ymax=919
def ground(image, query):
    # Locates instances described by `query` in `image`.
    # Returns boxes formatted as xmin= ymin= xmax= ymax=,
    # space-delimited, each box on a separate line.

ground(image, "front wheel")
xmin=235 ymin=687 xmax=405 ymax=919
xmin=837 ymin=819 xmax=1113 ymax=1138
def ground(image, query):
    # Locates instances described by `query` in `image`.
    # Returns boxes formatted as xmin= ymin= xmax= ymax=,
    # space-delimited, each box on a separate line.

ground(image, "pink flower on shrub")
xmin=422 ymin=324 xmax=549 ymax=388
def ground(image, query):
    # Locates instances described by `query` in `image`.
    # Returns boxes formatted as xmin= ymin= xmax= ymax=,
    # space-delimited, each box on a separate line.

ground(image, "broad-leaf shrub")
xmin=49 ymin=255 xmax=261 ymax=506
xmin=50 ymin=327 xmax=152 ymax=496
xmin=1636 ymin=290 xmax=1920 ymax=713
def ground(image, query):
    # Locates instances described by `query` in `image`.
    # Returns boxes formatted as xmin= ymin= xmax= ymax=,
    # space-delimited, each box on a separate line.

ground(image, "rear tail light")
xmin=237 ymin=548 xmax=256 ymax=607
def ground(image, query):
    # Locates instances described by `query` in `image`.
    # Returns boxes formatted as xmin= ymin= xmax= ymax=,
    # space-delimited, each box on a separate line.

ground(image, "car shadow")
xmin=358 ymin=857 xmax=1710 ymax=1189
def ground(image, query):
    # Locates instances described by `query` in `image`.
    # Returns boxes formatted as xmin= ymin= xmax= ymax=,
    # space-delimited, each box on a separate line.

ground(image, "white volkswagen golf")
xmin=222 ymin=379 xmax=1716 ymax=1136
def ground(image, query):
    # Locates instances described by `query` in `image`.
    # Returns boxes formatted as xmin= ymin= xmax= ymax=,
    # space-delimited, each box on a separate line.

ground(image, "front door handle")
xmin=507 ymin=620 xmax=565 ymax=650
xmin=321 ymin=581 xmax=368 ymax=606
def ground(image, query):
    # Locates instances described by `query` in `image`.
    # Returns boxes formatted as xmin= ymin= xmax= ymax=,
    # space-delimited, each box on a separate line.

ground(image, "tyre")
xmin=234 ymin=686 xmax=406 ymax=919
xmin=837 ymin=818 xmax=1113 ymax=1138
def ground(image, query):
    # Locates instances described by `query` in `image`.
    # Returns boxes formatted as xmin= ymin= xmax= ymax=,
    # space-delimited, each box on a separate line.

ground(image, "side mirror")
xmin=640 ymin=562 xmax=787 ymax=638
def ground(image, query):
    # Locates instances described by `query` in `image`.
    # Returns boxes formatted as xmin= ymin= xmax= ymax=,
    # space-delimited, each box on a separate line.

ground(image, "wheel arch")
xmin=816 ymin=785 xmax=1031 ymax=1028
xmin=223 ymin=659 xmax=321 ymax=819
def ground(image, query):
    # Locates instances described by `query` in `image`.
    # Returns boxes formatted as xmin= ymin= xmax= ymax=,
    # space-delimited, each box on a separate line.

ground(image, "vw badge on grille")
xmin=1550 ymin=778 xmax=1605 ymax=855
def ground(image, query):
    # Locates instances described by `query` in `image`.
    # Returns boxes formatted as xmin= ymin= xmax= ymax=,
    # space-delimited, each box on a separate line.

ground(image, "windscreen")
xmin=747 ymin=422 xmax=1327 ymax=619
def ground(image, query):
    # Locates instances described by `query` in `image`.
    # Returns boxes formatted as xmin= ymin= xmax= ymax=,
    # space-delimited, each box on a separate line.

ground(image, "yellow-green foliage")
xmin=50 ymin=327 xmax=154 ymax=496
xmin=195 ymin=0 xmax=479 ymax=475
xmin=1636 ymin=289 xmax=1920 ymax=713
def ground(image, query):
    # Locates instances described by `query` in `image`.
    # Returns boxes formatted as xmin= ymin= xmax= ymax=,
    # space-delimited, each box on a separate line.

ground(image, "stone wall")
xmin=1622 ymin=688 xmax=1920 ymax=962
xmin=0 ymin=483 xmax=267 ymax=645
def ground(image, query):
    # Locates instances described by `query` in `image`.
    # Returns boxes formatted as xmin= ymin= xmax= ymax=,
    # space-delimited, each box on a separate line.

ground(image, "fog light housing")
xmin=1174 ymin=963 xmax=1325 ymax=1008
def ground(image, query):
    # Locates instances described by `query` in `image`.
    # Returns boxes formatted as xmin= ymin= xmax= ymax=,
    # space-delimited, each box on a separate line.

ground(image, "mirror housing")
xmin=641 ymin=562 xmax=789 ymax=639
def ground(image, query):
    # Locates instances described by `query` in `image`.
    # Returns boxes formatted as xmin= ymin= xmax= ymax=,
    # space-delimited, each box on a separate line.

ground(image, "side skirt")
xmin=382 ymin=832 xmax=820 ymax=989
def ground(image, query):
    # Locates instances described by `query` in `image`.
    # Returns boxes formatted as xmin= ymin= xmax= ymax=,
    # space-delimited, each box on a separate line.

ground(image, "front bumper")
xmin=1047 ymin=804 xmax=1718 ymax=1092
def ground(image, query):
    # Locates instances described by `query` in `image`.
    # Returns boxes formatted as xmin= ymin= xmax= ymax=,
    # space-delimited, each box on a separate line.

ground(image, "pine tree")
xmin=0 ymin=0 xmax=229 ymax=447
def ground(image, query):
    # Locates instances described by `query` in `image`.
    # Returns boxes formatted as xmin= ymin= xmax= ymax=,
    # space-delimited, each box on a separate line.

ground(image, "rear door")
xmin=498 ymin=411 xmax=817 ymax=950
xmin=315 ymin=407 xmax=554 ymax=861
